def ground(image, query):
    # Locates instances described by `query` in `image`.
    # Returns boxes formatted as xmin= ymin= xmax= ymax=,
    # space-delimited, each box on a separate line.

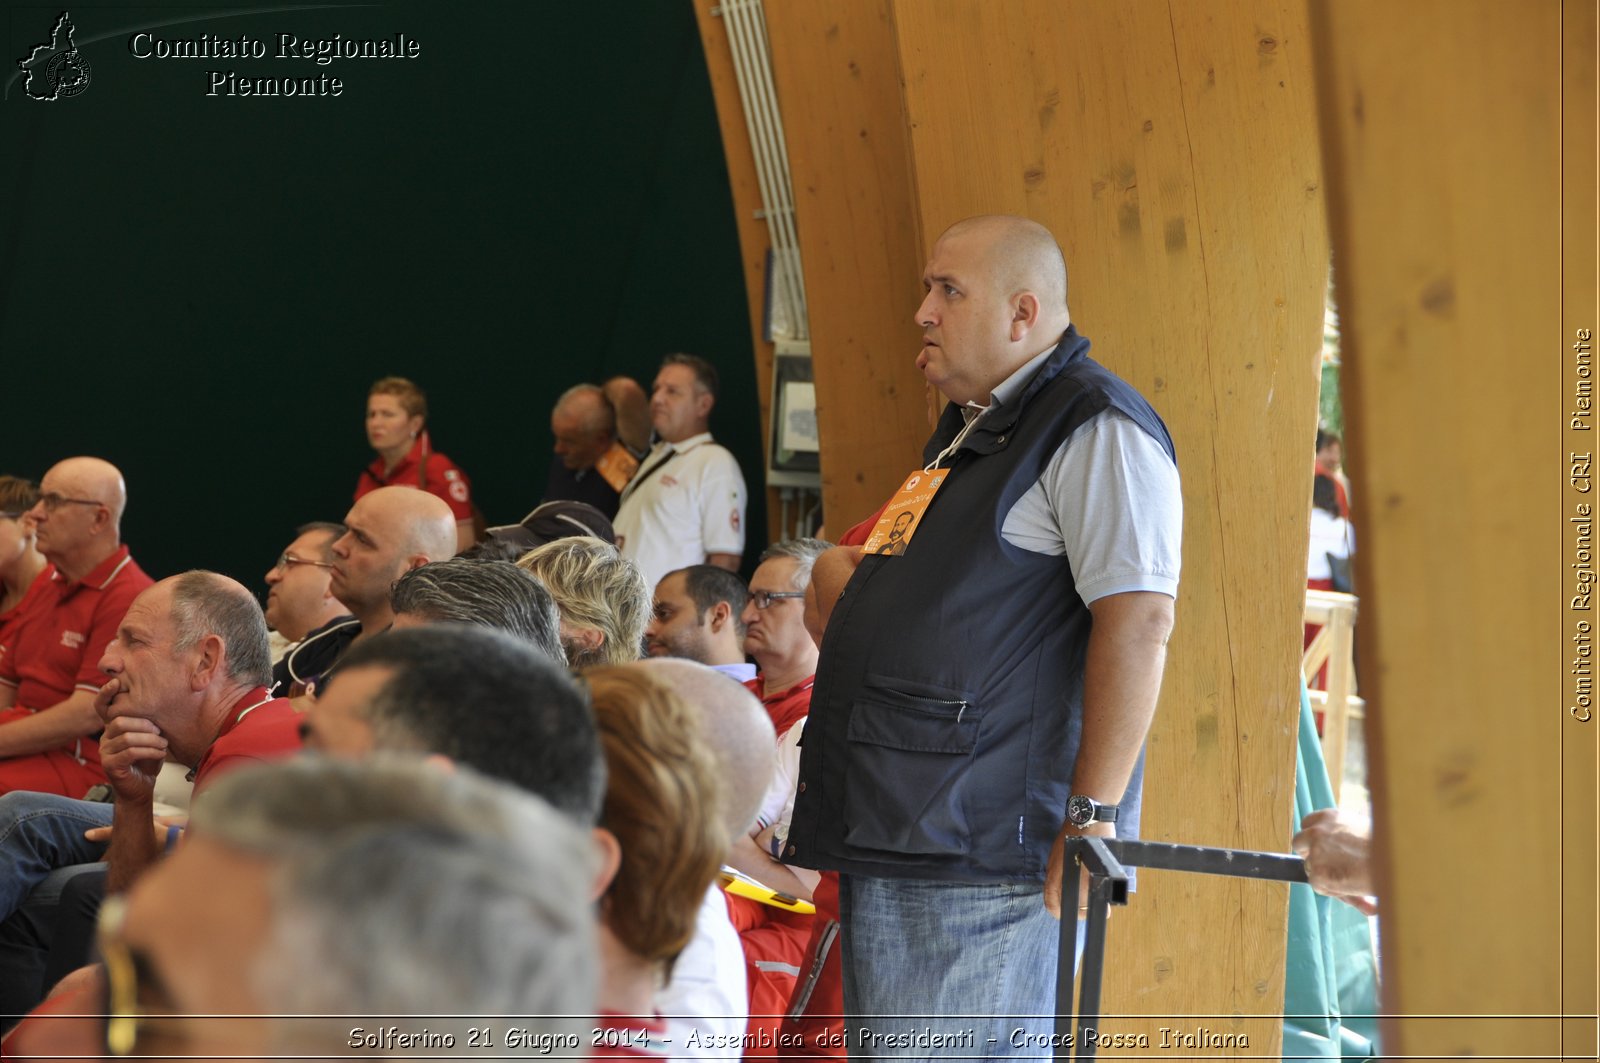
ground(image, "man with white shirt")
xmin=644 ymin=565 xmax=752 ymax=683
xmin=614 ymin=355 xmax=747 ymax=591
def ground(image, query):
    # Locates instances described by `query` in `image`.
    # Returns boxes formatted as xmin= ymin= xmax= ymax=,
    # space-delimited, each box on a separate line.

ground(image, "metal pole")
xmin=1075 ymin=874 xmax=1116 ymax=1060
xmin=1054 ymin=845 xmax=1083 ymax=1056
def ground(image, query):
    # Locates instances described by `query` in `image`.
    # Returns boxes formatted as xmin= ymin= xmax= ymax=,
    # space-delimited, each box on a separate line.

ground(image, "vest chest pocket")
xmin=841 ymin=683 xmax=980 ymax=857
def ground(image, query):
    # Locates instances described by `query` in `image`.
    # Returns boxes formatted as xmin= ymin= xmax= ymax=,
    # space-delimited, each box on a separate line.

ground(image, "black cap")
xmin=483 ymin=501 xmax=616 ymax=556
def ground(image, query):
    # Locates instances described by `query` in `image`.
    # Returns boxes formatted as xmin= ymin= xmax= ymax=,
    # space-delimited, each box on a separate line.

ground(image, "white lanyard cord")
xmin=924 ymin=409 xmax=987 ymax=473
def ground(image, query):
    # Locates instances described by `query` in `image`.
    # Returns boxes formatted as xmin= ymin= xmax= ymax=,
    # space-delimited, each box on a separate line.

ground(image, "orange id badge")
xmin=861 ymin=468 xmax=948 ymax=556
xmin=594 ymin=443 xmax=641 ymax=494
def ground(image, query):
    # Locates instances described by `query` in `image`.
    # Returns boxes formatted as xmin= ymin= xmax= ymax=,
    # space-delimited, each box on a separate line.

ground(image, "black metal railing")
xmin=1054 ymin=837 xmax=1312 ymax=1061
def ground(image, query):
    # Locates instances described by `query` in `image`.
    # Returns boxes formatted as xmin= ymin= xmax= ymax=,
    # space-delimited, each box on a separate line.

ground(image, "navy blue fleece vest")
xmin=787 ymin=327 xmax=1175 ymax=882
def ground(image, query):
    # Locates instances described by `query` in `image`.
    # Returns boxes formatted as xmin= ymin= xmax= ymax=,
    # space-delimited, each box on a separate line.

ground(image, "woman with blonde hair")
xmin=517 ymin=538 xmax=649 ymax=667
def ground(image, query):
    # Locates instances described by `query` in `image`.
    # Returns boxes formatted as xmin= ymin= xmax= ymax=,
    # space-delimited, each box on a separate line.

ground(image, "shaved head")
xmin=332 ymin=488 xmax=459 ymax=624
xmin=31 ymin=456 xmax=130 ymax=576
xmin=360 ymin=487 xmax=457 ymax=562
xmin=47 ymin=456 xmax=128 ymax=526
xmin=629 ymin=658 xmax=775 ymax=843
xmin=938 ymin=215 xmax=1069 ymax=316
xmin=916 ymin=214 xmax=1074 ymax=406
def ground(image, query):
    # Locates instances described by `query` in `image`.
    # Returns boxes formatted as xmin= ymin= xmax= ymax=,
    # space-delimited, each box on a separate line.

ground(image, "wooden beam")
xmin=887 ymin=1 xmax=1326 ymax=1049
xmin=766 ymin=0 xmax=932 ymax=532
xmin=690 ymin=0 xmax=783 ymax=545
xmin=1311 ymin=0 xmax=1576 ymax=1054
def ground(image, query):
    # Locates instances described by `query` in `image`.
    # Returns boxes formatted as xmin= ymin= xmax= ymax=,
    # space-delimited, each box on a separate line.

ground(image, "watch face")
xmin=1066 ymin=794 xmax=1094 ymax=826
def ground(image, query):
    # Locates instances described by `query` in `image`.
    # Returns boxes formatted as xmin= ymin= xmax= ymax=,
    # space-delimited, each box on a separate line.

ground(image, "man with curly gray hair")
xmin=389 ymin=557 xmax=565 ymax=666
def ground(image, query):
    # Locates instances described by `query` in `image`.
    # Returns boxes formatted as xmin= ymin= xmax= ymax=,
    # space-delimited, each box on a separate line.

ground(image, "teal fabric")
xmin=1283 ymin=677 xmax=1380 ymax=1060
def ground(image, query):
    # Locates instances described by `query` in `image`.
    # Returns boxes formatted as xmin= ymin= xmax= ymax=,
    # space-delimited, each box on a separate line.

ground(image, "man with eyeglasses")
xmin=0 ymin=458 xmax=152 ymax=798
xmin=739 ymin=539 xmax=827 ymax=741
xmin=261 ymin=523 xmax=349 ymax=664
xmin=726 ymin=544 xmax=830 ymax=1058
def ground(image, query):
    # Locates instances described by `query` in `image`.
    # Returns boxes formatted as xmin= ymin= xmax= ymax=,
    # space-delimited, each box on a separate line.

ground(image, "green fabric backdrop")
xmin=2 ymin=1 xmax=764 ymax=589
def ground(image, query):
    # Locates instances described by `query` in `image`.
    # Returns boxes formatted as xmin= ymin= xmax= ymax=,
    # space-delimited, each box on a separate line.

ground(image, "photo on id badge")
xmin=862 ymin=469 xmax=946 ymax=556
xmin=877 ymin=511 xmax=915 ymax=555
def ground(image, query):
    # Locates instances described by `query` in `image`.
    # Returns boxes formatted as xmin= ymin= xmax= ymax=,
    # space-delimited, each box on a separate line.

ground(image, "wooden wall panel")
xmin=891 ymin=0 xmax=1327 ymax=1050
xmin=765 ymin=2 xmax=931 ymax=532
xmin=691 ymin=0 xmax=782 ymax=544
xmin=1310 ymin=0 xmax=1574 ymax=1055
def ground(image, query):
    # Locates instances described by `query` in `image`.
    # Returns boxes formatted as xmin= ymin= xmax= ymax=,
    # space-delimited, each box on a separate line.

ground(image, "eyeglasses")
xmin=749 ymin=590 xmax=805 ymax=609
xmin=98 ymin=896 xmax=145 ymax=1056
xmin=99 ymin=895 xmax=197 ymax=1056
xmin=35 ymin=492 xmax=104 ymax=513
xmin=273 ymin=552 xmax=336 ymax=574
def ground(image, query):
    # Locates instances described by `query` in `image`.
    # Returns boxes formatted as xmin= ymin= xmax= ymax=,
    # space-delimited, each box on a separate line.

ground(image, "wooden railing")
xmin=1304 ymin=589 xmax=1363 ymax=800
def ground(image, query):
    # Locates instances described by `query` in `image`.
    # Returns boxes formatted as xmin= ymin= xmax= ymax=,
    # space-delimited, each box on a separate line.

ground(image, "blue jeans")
xmin=839 ymin=875 xmax=1086 ymax=1059
xmin=0 ymin=791 xmax=111 ymax=921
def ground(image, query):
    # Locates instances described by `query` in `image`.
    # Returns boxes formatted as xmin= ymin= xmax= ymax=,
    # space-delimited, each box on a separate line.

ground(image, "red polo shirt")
xmin=1 ymin=692 xmax=302 ymax=1060
xmin=354 ymin=431 xmax=474 ymax=521
xmin=190 ymin=687 xmax=302 ymax=795
xmin=0 ymin=547 xmax=153 ymax=796
xmin=0 ymin=546 xmax=152 ymax=710
xmin=0 ymin=570 xmax=52 ymax=661
xmin=743 ymin=675 xmax=815 ymax=742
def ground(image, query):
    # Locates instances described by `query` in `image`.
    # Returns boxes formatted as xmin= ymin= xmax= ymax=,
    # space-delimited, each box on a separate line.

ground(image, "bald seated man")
xmin=629 ymin=659 xmax=773 ymax=1062
xmin=272 ymin=487 xmax=457 ymax=697
xmin=0 ymin=458 xmax=152 ymax=797
xmin=786 ymin=215 xmax=1184 ymax=1054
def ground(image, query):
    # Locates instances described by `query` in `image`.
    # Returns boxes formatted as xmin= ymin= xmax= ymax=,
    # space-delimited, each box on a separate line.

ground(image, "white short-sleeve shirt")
xmin=969 ymin=344 xmax=1182 ymax=606
xmin=615 ymin=433 xmax=748 ymax=592
xmin=658 ymin=884 xmax=748 ymax=1059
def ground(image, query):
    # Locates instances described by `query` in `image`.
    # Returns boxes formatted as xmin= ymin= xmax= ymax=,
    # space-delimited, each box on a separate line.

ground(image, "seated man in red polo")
xmin=739 ymin=539 xmax=828 ymax=741
xmin=0 ymin=458 xmax=152 ymax=797
xmin=0 ymin=572 xmax=302 ymax=1025
xmin=727 ymin=540 xmax=832 ymax=1056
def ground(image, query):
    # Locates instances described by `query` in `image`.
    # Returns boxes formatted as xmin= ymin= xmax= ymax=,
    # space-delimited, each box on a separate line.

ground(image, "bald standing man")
xmin=272 ymin=486 xmax=457 ymax=696
xmin=0 ymin=458 xmax=152 ymax=797
xmin=786 ymin=215 xmax=1184 ymax=1055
